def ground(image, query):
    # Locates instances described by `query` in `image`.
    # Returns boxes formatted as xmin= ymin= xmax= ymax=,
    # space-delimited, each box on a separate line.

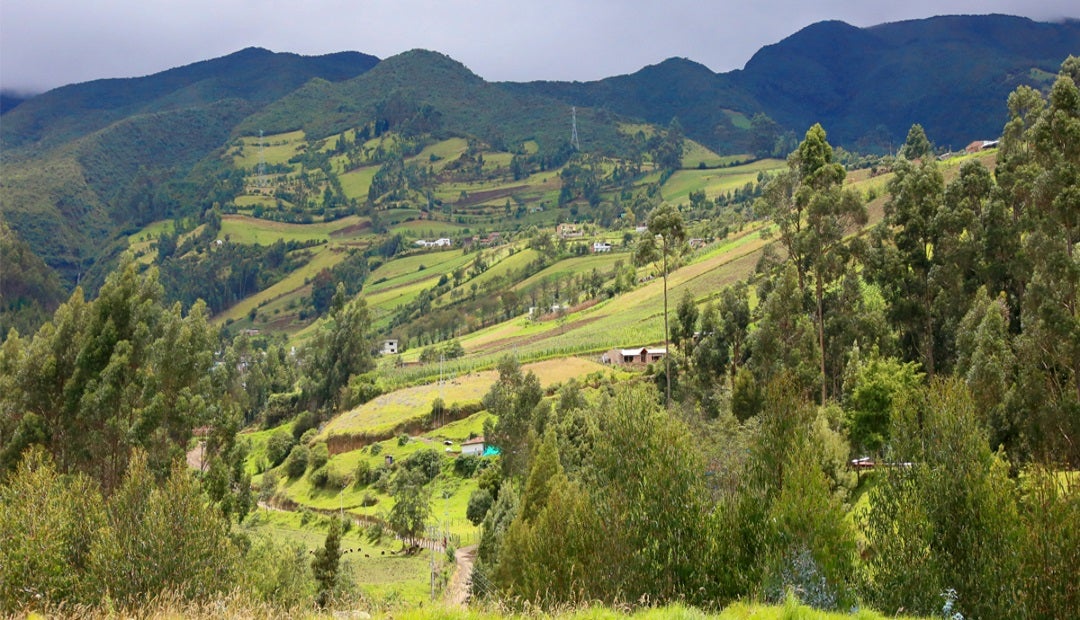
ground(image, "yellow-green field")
xmin=230 ymin=130 xmax=307 ymax=169
xmin=220 ymin=214 xmax=368 ymax=245
xmin=663 ymin=159 xmax=786 ymax=204
xmin=318 ymin=357 xmax=607 ymax=442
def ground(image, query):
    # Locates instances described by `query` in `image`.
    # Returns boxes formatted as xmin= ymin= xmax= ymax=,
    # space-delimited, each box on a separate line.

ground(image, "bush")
xmin=259 ymin=470 xmax=279 ymax=502
xmin=265 ymin=430 xmax=294 ymax=467
xmin=300 ymin=428 xmax=318 ymax=446
xmin=467 ymin=488 xmax=493 ymax=526
xmin=292 ymin=411 xmax=318 ymax=441
xmin=309 ymin=466 xmax=329 ymax=488
xmin=397 ymin=434 xmax=410 ymax=446
xmin=369 ymin=443 xmax=383 ymax=456
xmin=326 ymin=468 xmax=351 ymax=490
xmin=310 ymin=443 xmax=330 ymax=471
xmin=403 ymin=449 xmax=442 ymax=483
xmin=454 ymin=455 xmax=481 ymax=477
xmin=285 ymin=445 xmax=310 ymax=479
xmin=360 ymin=493 xmax=378 ymax=507
xmin=354 ymin=460 xmax=372 ymax=487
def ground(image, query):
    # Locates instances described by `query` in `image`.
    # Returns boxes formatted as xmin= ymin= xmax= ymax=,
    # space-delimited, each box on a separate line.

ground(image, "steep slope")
xmin=508 ymin=15 xmax=1080 ymax=151
xmin=502 ymin=57 xmax=761 ymax=151
xmin=734 ymin=14 xmax=1080 ymax=148
xmin=1 ymin=49 xmax=379 ymax=289
xmin=0 ymin=47 xmax=378 ymax=151
xmin=239 ymin=49 xmax=633 ymax=155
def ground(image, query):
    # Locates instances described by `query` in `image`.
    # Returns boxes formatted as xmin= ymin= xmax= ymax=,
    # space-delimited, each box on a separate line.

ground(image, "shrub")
xmin=259 ymin=470 xmax=279 ymax=502
xmin=360 ymin=493 xmax=378 ymax=507
xmin=467 ymin=488 xmax=493 ymax=525
xmin=310 ymin=443 xmax=329 ymax=471
xmin=300 ymin=428 xmax=318 ymax=446
xmin=454 ymin=455 xmax=481 ymax=477
xmin=403 ymin=449 xmax=442 ymax=483
xmin=292 ymin=411 xmax=318 ymax=441
xmin=309 ymin=466 xmax=329 ymax=488
xmin=326 ymin=468 xmax=351 ymax=490
xmin=285 ymin=445 xmax=310 ymax=479
xmin=397 ymin=434 xmax=410 ymax=446
xmin=354 ymin=460 xmax=372 ymax=487
xmin=265 ymin=430 xmax=294 ymax=468
xmin=369 ymin=443 xmax=383 ymax=456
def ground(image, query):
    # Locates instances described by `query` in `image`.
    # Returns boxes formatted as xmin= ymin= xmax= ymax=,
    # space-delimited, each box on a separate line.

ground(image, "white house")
xmin=381 ymin=339 xmax=399 ymax=355
xmin=602 ymin=347 xmax=667 ymax=365
xmin=593 ymin=241 xmax=612 ymax=253
xmin=461 ymin=436 xmax=486 ymax=457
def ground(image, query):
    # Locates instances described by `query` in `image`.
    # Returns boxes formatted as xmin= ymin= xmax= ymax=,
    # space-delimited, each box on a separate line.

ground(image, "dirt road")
xmin=444 ymin=544 xmax=477 ymax=606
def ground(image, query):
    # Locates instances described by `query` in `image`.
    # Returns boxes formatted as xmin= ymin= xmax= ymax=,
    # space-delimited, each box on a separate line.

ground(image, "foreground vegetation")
xmin=2 ymin=58 xmax=1080 ymax=619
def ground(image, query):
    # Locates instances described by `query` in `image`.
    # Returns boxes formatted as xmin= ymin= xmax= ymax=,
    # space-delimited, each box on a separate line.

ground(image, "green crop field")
xmin=319 ymin=358 xmax=607 ymax=442
xmin=511 ymin=252 xmax=626 ymax=292
xmin=663 ymin=159 xmax=786 ymax=205
xmin=680 ymin=139 xmax=729 ymax=169
xmin=219 ymin=214 xmax=369 ymax=245
xmin=368 ymin=251 xmax=473 ymax=287
xmin=339 ymin=165 xmax=380 ymax=200
xmin=230 ymin=130 xmax=307 ymax=169
xmin=390 ymin=219 xmax=469 ymax=237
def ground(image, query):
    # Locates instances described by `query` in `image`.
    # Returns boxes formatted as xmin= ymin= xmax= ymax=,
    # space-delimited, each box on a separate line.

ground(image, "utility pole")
xmin=571 ymin=106 xmax=580 ymax=151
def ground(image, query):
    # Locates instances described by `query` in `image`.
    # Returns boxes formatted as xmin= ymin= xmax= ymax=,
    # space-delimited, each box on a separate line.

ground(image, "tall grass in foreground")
xmin=23 ymin=596 xmax=930 ymax=620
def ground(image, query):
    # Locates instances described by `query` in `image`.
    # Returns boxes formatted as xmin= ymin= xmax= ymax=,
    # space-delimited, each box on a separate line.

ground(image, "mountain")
xmin=2 ymin=14 xmax=1077 ymax=326
xmin=1 ymin=47 xmax=379 ymax=151
xmin=238 ymin=49 xmax=632 ymax=156
xmin=510 ymin=14 xmax=1080 ymax=151
xmin=734 ymin=14 xmax=1080 ymax=148
xmin=0 ymin=91 xmax=32 ymax=115
xmin=0 ymin=48 xmax=379 ymax=288
xmin=501 ymin=57 xmax=761 ymax=152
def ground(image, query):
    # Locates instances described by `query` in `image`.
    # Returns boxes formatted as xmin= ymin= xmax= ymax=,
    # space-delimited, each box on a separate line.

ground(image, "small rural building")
xmin=603 ymin=347 xmax=667 ymax=365
xmin=965 ymin=139 xmax=999 ymax=154
xmin=461 ymin=436 xmax=486 ymax=457
xmin=381 ymin=339 xmax=399 ymax=355
xmin=593 ymin=241 xmax=612 ymax=253
xmin=557 ymin=223 xmax=584 ymax=238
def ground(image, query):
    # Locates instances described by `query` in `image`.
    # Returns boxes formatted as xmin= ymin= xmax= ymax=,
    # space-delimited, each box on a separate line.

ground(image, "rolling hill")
xmin=1 ymin=14 xmax=1076 ymax=334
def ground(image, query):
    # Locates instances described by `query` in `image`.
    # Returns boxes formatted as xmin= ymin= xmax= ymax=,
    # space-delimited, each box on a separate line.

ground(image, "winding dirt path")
xmin=444 ymin=544 xmax=477 ymax=606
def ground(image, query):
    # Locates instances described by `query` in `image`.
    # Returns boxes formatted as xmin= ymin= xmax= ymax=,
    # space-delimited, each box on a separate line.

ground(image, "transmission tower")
xmin=570 ymin=106 xmax=580 ymax=150
xmin=257 ymin=130 xmax=267 ymax=187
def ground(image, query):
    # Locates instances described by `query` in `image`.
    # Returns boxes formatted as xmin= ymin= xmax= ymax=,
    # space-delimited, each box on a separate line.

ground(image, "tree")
xmin=635 ymin=202 xmax=687 ymax=407
xmin=303 ymin=288 xmax=374 ymax=412
xmin=898 ymin=123 xmax=933 ymax=160
xmin=0 ymin=256 xmax=223 ymax=492
xmin=788 ymin=124 xmax=867 ymax=403
xmin=483 ymin=356 xmax=543 ymax=479
xmin=312 ymin=516 xmax=343 ymax=607
xmin=387 ymin=468 xmax=432 ymax=545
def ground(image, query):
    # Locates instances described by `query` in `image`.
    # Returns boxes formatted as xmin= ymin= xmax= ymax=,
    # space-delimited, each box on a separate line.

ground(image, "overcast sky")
xmin=2 ymin=0 xmax=1077 ymax=94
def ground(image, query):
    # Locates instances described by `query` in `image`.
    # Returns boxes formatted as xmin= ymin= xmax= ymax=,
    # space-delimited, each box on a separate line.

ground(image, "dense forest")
xmin=1 ymin=43 xmax=1078 ymax=620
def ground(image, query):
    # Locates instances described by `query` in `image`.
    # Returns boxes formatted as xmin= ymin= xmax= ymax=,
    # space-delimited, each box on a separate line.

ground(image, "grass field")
xmin=339 ymin=165 xmax=380 ymax=200
xmin=241 ymin=507 xmax=434 ymax=605
xmin=230 ymin=130 xmax=307 ymax=169
xmin=219 ymin=214 xmax=368 ymax=245
xmin=319 ymin=357 xmax=607 ymax=442
xmin=663 ymin=159 xmax=786 ymax=205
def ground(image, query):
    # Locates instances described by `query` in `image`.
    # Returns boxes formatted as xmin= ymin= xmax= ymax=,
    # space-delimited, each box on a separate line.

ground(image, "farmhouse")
xmin=381 ymin=339 xmax=399 ymax=355
xmin=557 ymin=223 xmax=584 ymax=238
xmin=602 ymin=347 xmax=667 ymax=365
xmin=593 ymin=241 xmax=612 ymax=253
xmin=461 ymin=436 xmax=486 ymax=457
xmin=965 ymin=139 xmax=999 ymax=153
